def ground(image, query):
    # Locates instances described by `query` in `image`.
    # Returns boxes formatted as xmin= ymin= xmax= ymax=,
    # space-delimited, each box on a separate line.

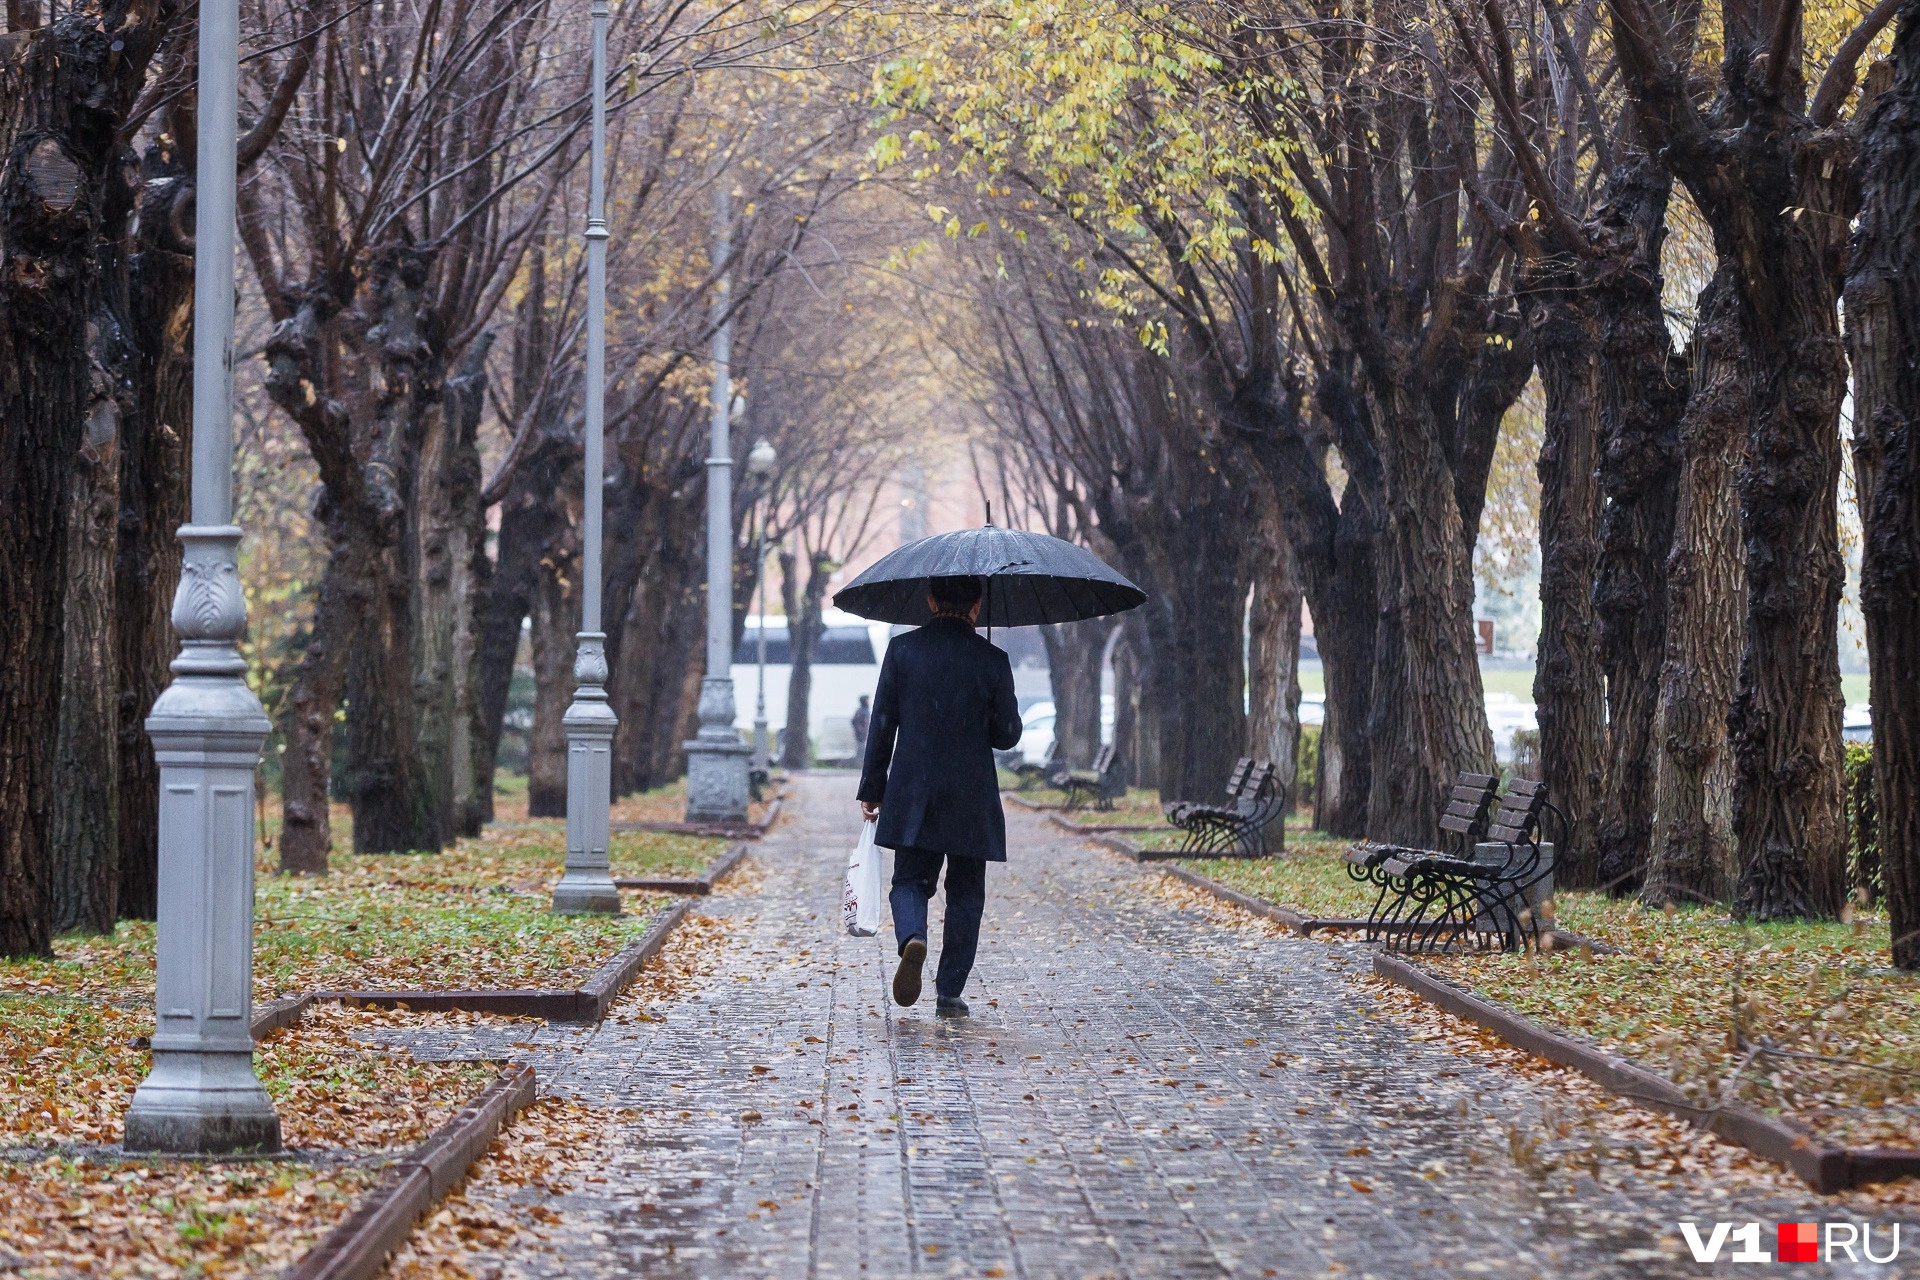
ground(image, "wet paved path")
xmin=420 ymin=773 xmax=1875 ymax=1279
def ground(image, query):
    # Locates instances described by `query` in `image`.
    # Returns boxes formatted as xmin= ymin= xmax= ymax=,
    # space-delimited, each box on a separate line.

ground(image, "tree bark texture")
xmin=1610 ymin=0 xmax=1853 ymax=918
xmin=1042 ymin=618 xmax=1110 ymax=770
xmin=1725 ymin=130 xmax=1852 ymax=922
xmin=50 ymin=400 xmax=121 ymax=933
xmin=1362 ymin=380 xmax=1498 ymax=844
xmin=115 ymin=126 xmax=194 ymax=914
xmin=1645 ymin=273 xmax=1748 ymax=906
xmin=0 ymin=1 xmax=170 ymax=954
xmin=412 ymin=335 xmax=492 ymax=838
xmin=1110 ymin=629 xmax=1144 ymax=791
xmin=1845 ymin=9 xmax=1920 ymax=966
xmin=1238 ymin=356 xmax=1378 ymax=837
xmin=780 ymin=549 xmax=834 ymax=769
xmin=1521 ymin=256 xmax=1606 ymax=886
xmin=1591 ymin=161 xmax=1685 ymax=894
xmin=1247 ymin=525 xmax=1303 ymax=826
xmin=526 ymin=550 xmax=577 ymax=818
xmin=340 ymin=248 xmax=446 ymax=855
xmin=605 ymin=463 xmax=704 ymax=793
xmin=277 ymin=545 xmax=358 ymax=873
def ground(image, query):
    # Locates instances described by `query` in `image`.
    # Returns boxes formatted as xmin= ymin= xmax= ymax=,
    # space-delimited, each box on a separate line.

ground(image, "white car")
xmin=1014 ymin=702 xmax=1057 ymax=767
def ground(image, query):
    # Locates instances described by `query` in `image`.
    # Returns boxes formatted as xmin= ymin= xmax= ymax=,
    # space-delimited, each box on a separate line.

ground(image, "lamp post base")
xmin=685 ymin=737 xmax=752 ymax=823
xmin=124 ymin=1051 xmax=281 ymax=1155
xmin=685 ymin=675 xmax=750 ymax=823
xmin=554 ymin=634 xmax=621 ymax=916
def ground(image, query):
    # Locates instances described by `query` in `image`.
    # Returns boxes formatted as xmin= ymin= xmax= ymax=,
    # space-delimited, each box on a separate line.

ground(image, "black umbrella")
xmin=832 ymin=525 xmax=1146 ymax=628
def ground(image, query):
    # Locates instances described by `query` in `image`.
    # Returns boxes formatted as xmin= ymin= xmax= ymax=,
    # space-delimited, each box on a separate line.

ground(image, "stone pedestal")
xmin=685 ymin=675 xmax=750 ymax=823
xmin=124 ymin=525 xmax=280 ymax=1154
xmin=554 ymin=634 xmax=620 ymax=915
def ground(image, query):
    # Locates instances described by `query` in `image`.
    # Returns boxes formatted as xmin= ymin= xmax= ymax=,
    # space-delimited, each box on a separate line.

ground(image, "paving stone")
xmin=439 ymin=773 xmax=1893 ymax=1279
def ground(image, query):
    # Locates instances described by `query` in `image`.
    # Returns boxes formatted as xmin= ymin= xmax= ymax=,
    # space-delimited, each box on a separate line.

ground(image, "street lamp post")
xmin=123 ymin=0 xmax=280 ymax=1154
xmin=684 ymin=185 xmax=751 ymax=823
xmin=746 ymin=439 xmax=776 ymax=782
xmin=552 ymin=0 xmax=621 ymax=916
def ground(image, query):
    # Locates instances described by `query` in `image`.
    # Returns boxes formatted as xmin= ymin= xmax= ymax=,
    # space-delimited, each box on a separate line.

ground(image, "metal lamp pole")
xmin=552 ymin=0 xmax=620 ymax=915
xmin=684 ymin=185 xmax=751 ymax=822
xmin=123 ymin=0 xmax=279 ymax=1153
xmin=746 ymin=439 xmax=776 ymax=778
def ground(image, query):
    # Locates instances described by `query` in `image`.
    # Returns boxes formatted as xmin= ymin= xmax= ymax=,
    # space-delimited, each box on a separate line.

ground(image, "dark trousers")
xmin=890 ymin=847 xmax=986 ymax=1000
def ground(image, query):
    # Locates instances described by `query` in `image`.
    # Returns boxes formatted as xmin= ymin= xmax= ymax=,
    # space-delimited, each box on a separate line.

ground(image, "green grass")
xmin=4 ymin=821 xmax=716 ymax=1006
xmin=1174 ymin=830 xmax=1379 ymax=916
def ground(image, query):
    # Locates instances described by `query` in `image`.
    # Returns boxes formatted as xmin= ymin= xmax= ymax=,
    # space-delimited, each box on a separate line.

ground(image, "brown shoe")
xmin=893 ymin=938 xmax=927 ymax=1007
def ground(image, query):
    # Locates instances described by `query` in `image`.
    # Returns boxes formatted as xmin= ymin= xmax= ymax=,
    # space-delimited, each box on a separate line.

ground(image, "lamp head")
xmin=747 ymin=437 xmax=777 ymax=476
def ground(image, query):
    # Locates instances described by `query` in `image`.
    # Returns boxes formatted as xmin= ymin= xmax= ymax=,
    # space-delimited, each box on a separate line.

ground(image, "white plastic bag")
xmin=843 ymin=819 xmax=883 ymax=937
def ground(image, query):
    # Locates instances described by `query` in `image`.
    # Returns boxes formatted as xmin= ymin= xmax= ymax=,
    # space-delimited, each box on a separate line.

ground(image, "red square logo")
xmin=1778 ymin=1222 xmax=1820 ymax=1263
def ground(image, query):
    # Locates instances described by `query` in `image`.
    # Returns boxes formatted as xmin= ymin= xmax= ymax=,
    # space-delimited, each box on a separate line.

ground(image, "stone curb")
xmin=609 ymin=787 xmax=787 ymax=841
xmin=250 ymin=898 xmax=697 ymax=1031
xmin=281 ymin=1061 xmax=538 ymax=1280
xmin=615 ymin=841 xmax=751 ymax=896
xmin=1372 ymin=951 xmax=1920 ymax=1193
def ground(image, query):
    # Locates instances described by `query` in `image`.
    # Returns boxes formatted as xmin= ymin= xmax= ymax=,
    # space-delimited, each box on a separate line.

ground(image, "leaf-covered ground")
xmin=0 ymin=1002 xmax=502 ymax=1277
xmin=1150 ymin=832 xmax=1920 ymax=1155
xmin=1008 ymin=786 xmax=1166 ymax=825
xmin=603 ymin=773 xmax=779 ymax=828
xmin=1426 ymin=898 xmax=1920 ymax=1151
xmin=0 ymin=785 xmax=719 ymax=1275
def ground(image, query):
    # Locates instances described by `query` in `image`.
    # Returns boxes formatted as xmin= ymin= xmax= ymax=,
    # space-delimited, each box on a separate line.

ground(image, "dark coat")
xmin=856 ymin=617 xmax=1023 ymax=860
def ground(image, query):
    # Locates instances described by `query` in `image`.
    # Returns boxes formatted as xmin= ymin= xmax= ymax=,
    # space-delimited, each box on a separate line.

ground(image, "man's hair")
xmin=928 ymin=575 xmax=983 ymax=610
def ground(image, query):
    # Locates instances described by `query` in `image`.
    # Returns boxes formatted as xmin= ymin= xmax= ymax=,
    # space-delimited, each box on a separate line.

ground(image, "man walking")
xmin=857 ymin=575 xmax=1022 ymax=1016
xmin=851 ymin=695 xmax=871 ymax=764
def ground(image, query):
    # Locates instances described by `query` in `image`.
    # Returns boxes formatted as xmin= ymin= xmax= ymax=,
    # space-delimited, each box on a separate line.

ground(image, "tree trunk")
xmin=413 ymin=335 xmax=492 ymax=839
xmin=1644 ymin=273 xmax=1748 ymax=906
xmin=1846 ymin=12 xmax=1920 ymax=967
xmin=343 ymin=247 xmax=446 ymax=855
xmin=1111 ymin=631 xmax=1141 ymax=791
xmin=50 ymin=409 xmax=121 ymax=933
xmin=278 ymin=546 xmax=358 ymax=874
xmin=1247 ymin=529 xmax=1303 ymax=828
xmin=780 ymin=550 xmax=833 ymax=770
xmin=0 ymin=9 xmax=161 ymax=954
xmin=1728 ymin=132 xmax=1852 ymax=922
xmin=1043 ymin=619 xmax=1110 ymax=768
xmin=1591 ymin=161 xmax=1686 ymax=894
xmin=527 ymin=557 xmax=577 ymax=817
xmin=1156 ymin=540 xmax=1252 ymax=804
xmin=1238 ymin=356 xmax=1378 ymax=837
xmin=1364 ymin=392 xmax=1497 ymax=843
xmin=1522 ymin=261 xmax=1606 ymax=886
xmin=116 ymin=128 xmax=195 ymax=916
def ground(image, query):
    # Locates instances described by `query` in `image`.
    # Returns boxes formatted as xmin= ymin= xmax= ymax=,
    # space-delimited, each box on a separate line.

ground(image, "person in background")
xmin=856 ymin=575 xmax=1022 ymax=1017
xmin=851 ymin=694 xmax=871 ymax=765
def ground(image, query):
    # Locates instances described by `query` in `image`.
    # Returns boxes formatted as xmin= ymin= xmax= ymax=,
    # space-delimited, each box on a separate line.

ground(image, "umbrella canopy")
xmin=832 ymin=527 xmax=1146 ymax=628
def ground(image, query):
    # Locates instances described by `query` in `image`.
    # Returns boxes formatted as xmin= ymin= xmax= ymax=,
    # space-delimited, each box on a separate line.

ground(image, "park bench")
xmin=1344 ymin=771 xmax=1497 ymax=943
xmin=1349 ymin=775 xmax=1562 ymax=953
xmin=1012 ymin=741 xmax=1067 ymax=791
xmin=1049 ymin=742 xmax=1122 ymax=812
xmin=1163 ymin=757 xmax=1285 ymax=856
